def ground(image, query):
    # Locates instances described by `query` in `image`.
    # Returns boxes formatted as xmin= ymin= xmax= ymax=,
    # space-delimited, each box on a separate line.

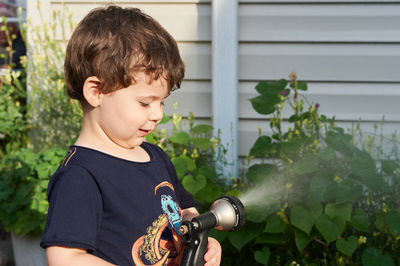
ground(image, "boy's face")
xmin=97 ymin=72 xmax=169 ymax=149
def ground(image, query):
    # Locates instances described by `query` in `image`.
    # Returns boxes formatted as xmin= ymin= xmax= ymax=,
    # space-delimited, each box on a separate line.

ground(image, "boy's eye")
xmin=140 ymin=102 xmax=150 ymax=107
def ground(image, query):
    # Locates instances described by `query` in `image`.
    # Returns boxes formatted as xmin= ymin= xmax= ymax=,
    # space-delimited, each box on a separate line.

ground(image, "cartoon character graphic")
xmin=161 ymin=195 xmax=182 ymax=235
xmin=132 ymin=181 xmax=184 ymax=265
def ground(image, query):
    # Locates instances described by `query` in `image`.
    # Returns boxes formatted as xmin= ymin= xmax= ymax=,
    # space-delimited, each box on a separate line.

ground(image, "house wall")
xmin=27 ymin=0 xmax=400 ymax=163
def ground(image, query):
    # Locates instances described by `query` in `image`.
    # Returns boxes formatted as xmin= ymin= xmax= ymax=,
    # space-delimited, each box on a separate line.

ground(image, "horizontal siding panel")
xmin=239 ymin=4 xmax=400 ymax=42
xmin=239 ymin=43 xmax=400 ymax=82
xmin=239 ymin=82 xmax=400 ymax=121
xmin=239 ymin=0 xmax=400 ymax=3
xmin=51 ymin=0 xmax=211 ymax=3
xmin=238 ymin=120 xmax=400 ymax=156
xmin=179 ymin=43 xmax=211 ymax=80
xmin=50 ymin=2 xmax=211 ymax=41
xmin=164 ymin=81 xmax=211 ymax=117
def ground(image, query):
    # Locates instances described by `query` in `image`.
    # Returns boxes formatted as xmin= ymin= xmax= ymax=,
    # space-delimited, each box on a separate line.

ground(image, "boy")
xmin=40 ymin=5 xmax=221 ymax=266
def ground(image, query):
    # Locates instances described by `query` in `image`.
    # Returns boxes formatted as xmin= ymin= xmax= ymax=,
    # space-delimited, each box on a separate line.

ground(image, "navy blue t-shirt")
xmin=40 ymin=142 xmax=196 ymax=265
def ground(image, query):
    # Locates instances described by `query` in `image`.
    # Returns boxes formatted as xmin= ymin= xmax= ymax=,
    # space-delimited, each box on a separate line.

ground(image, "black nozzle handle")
xmin=181 ymin=221 xmax=210 ymax=266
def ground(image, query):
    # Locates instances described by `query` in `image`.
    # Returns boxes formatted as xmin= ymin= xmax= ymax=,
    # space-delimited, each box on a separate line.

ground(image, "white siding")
xmin=237 ymin=1 xmax=400 ymax=156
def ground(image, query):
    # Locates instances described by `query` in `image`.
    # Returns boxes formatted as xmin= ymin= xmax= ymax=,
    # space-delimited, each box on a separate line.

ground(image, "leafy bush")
xmin=0 ymin=6 xmax=78 ymax=235
xmin=0 ymin=13 xmax=28 ymax=158
xmin=0 ymin=147 xmax=65 ymax=235
xmin=217 ymin=73 xmax=400 ymax=265
xmin=0 ymin=67 xmax=27 ymax=157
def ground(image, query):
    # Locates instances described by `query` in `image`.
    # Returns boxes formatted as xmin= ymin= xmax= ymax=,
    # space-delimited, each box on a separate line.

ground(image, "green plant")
xmin=218 ymin=73 xmax=400 ymax=265
xmin=0 ymin=5 xmax=79 ymax=236
xmin=146 ymin=106 xmax=229 ymax=212
xmin=0 ymin=146 xmax=66 ymax=235
xmin=27 ymin=3 xmax=81 ymax=150
xmin=0 ymin=12 xmax=28 ymax=159
xmin=0 ymin=67 xmax=27 ymax=158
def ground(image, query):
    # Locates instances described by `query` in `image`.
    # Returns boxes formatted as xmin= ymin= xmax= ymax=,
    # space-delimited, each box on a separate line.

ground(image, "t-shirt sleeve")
xmin=40 ymin=165 xmax=102 ymax=251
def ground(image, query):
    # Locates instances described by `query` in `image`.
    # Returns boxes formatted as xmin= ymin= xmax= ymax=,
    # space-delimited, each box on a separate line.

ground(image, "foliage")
xmin=217 ymin=73 xmax=400 ymax=265
xmin=0 ymin=67 xmax=27 ymax=158
xmin=0 ymin=147 xmax=65 ymax=235
xmin=27 ymin=3 xmax=81 ymax=150
xmin=145 ymin=107 xmax=229 ymax=212
xmin=0 ymin=13 xmax=28 ymax=160
xmin=0 ymin=6 xmax=79 ymax=235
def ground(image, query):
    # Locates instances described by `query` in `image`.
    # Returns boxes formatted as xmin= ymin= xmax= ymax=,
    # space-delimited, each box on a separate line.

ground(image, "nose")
xmin=150 ymin=103 xmax=163 ymax=124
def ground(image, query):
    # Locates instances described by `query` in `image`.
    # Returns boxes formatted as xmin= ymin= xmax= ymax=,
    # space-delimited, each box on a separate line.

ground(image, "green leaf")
xmin=315 ymin=215 xmax=345 ymax=243
xmin=280 ymin=138 xmax=302 ymax=158
xmin=228 ymin=222 xmax=264 ymax=251
xmin=319 ymin=147 xmax=336 ymax=161
xmin=325 ymin=202 xmax=352 ymax=221
xmin=182 ymin=174 xmax=206 ymax=195
xmin=292 ymin=154 xmax=319 ymax=175
xmin=336 ymin=179 xmax=362 ymax=204
xmin=307 ymin=171 xmax=336 ymax=202
xmin=290 ymin=205 xmax=314 ymax=234
xmin=190 ymin=124 xmax=213 ymax=134
xmin=305 ymin=200 xmax=323 ymax=222
xmin=249 ymin=136 xmax=272 ymax=157
xmin=194 ymin=183 xmax=221 ymax=203
xmin=196 ymin=165 xmax=218 ymax=181
xmin=256 ymin=233 xmax=287 ymax=245
xmin=295 ymin=229 xmax=313 ymax=252
xmin=362 ymin=247 xmax=395 ymax=266
xmin=325 ymin=129 xmax=354 ymax=156
xmin=349 ymin=149 xmax=386 ymax=192
xmin=209 ymin=228 xmax=227 ymax=243
xmin=171 ymin=157 xmax=187 ymax=179
xmin=255 ymin=79 xmax=287 ymax=94
xmin=159 ymin=114 xmax=171 ymax=124
xmin=170 ymin=131 xmax=190 ymax=145
xmin=191 ymin=137 xmax=213 ymax=150
xmin=246 ymin=204 xmax=277 ymax=223
xmin=381 ymin=160 xmax=399 ymax=175
xmin=145 ymin=133 xmax=155 ymax=143
xmin=181 ymin=155 xmax=196 ymax=172
xmin=264 ymin=214 xmax=287 ymax=233
xmin=386 ymin=210 xmax=400 ymax=236
xmin=376 ymin=213 xmax=388 ymax=233
xmin=254 ymin=247 xmax=271 ymax=265
xmin=350 ymin=209 xmax=369 ymax=232
xmin=249 ymin=92 xmax=281 ymax=115
xmin=246 ymin=164 xmax=275 ymax=184
xmin=336 ymin=236 xmax=358 ymax=256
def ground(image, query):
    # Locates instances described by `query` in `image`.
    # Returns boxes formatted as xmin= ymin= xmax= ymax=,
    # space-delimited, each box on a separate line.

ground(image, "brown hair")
xmin=64 ymin=5 xmax=185 ymax=103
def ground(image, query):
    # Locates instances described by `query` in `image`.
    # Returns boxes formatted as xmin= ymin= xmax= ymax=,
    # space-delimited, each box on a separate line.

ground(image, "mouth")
xmin=138 ymin=129 xmax=152 ymax=137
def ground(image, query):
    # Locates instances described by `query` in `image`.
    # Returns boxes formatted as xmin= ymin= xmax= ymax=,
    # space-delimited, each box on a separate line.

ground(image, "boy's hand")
xmin=204 ymin=237 xmax=221 ymax=266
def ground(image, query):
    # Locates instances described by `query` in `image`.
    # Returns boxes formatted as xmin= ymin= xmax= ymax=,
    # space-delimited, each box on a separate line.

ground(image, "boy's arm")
xmin=181 ymin=207 xmax=222 ymax=266
xmin=46 ymin=246 xmax=116 ymax=266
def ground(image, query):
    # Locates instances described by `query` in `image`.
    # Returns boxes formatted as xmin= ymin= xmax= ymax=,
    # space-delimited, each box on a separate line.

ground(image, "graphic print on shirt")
xmin=132 ymin=181 xmax=184 ymax=266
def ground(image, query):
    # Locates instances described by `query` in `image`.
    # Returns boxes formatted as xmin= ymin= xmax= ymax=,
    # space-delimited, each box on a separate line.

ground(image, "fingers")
xmin=204 ymin=237 xmax=221 ymax=266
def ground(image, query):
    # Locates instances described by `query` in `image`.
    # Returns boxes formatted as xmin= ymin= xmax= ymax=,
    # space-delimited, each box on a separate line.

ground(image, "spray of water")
xmin=239 ymin=177 xmax=286 ymax=208
xmin=238 ymin=172 xmax=306 ymax=210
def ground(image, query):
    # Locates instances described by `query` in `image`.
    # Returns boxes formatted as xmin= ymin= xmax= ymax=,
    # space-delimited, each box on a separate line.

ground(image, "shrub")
xmin=0 ymin=147 xmax=65 ymax=235
xmin=218 ymin=73 xmax=400 ymax=265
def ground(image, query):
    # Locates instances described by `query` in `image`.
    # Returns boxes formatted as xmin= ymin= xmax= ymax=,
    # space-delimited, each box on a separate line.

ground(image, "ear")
xmin=83 ymin=76 xmax=102 ymax=107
